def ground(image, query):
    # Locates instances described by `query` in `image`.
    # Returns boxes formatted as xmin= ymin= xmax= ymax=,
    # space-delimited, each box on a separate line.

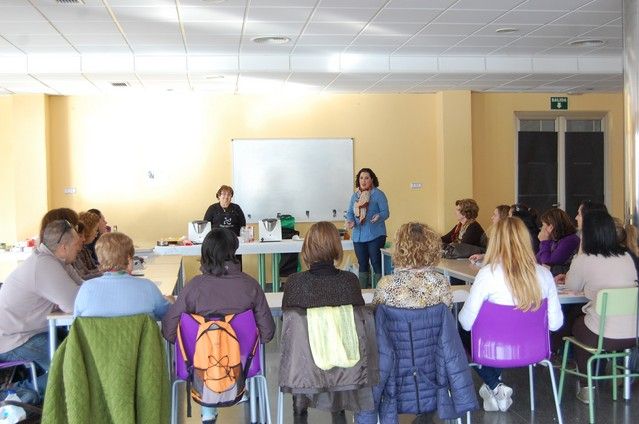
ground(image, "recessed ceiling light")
xmin=569 ymin=39 xmax=605 ymax=47
xmin=110 ymin=82 xmax=129 ymax=87
xmin=495 ymin=27 xmax=519 ymax=34
xmin=252 ymin=36 xmax=291 ymax=45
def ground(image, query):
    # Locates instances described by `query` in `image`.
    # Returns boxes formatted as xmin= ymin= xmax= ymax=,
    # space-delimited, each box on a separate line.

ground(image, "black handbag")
xmin=442 ymin=242 xmax=484 ymax=259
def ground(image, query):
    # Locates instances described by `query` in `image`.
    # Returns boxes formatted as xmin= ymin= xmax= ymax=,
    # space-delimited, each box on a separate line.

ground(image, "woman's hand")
xmin=469 ymin=253 xmax=484 ymax=264
xmin=347 ymin=220 xmax=355 ymax=229
xmin=538 ymin=227 xmax=550 ymax=241
xmin=370 ymin=214 xmax=380 ymax=223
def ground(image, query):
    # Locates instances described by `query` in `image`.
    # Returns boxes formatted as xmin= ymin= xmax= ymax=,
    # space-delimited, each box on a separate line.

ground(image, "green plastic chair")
xmin=558 ymin=287 xmax=639 ymax=424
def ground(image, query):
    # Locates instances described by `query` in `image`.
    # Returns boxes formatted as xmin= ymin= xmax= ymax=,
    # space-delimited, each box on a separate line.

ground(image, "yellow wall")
xmin=0 ymin=90 xmax=625 ymax=279
xmin=472 ymin=92 xmax=624 ymax=227
xmin=0 ymin=95 xmax=49 ymax=242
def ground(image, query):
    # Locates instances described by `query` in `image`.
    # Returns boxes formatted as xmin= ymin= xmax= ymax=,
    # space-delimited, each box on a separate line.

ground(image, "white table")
xmin=154 ymin=239 xmax=355 ymax=292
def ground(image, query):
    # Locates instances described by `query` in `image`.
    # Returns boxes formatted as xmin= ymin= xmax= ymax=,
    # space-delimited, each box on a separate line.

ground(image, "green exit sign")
xmin=550 ymin=96 xmax=568 ymax=110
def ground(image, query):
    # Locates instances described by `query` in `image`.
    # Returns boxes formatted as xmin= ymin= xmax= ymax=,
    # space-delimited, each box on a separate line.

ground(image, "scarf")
xmin=451 ymin=220 xmax=473 ymax=243
xmin=353 ymin=189 xmax=370 ymax=224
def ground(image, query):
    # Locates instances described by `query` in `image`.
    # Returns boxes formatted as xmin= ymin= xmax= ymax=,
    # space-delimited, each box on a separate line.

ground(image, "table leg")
xmin=258 ymin=254 xmax=266 ymax=290
xmin=48 ymin=319 xmax=57 ymax=360
xmin=271 ymin=253 xmax=281 ymax=292
xmin=381 ymin=254 xmax=385 ymax=276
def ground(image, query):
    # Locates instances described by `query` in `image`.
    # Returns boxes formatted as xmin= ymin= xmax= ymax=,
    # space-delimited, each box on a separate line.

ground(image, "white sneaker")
xmin=478 ymin=384 xmax=499 ymax=412
xmin=493 ymin=384 xmax=513 ymax=412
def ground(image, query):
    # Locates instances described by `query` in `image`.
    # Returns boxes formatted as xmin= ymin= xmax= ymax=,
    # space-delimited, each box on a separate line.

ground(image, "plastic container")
xmin=0 ymin=404 xmax=27 ymax=424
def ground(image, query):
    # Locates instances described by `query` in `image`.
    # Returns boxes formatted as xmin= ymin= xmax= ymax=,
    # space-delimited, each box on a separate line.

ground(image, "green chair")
xmin=558 ymin=287 xmax=639 ymax=424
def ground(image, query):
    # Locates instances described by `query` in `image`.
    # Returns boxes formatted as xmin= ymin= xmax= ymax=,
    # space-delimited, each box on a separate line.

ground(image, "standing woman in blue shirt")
xmin=346 ymin=168 xmax=390 ymax=288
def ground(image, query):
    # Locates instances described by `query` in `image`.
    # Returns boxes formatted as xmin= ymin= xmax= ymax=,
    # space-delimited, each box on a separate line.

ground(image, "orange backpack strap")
xmin=177 ymin=314 xmax=206 ymax=367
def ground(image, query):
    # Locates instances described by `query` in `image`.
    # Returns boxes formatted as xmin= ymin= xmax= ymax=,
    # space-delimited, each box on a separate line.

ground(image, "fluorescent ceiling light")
xmin=569 ymin=39 xmax=605 ymax=47
xmin=252 ymin=36 xmax=291 ymax=45
xmin=495 ymin=28 xmax=518 ymax=34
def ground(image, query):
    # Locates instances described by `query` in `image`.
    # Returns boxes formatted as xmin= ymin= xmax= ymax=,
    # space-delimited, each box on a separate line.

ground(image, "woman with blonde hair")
xmin=459 ymin=218 xmax=563 ymax=412
xmin=373 ymin=222 xmax=452 ymax=308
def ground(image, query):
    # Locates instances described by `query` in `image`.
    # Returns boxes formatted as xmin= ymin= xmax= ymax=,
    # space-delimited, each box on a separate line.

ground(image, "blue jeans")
xmin=475 ymin=365 xmax=502 ymax=390
xmin=354 ymin=236 xmax=386 ymax=274
xmin=0 ymin=332 xmax=50 ymax=396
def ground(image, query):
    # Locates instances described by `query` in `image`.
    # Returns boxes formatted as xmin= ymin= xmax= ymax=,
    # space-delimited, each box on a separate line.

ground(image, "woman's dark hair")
xmin=39 ymin=208 xmax=79 ymax=242
xmin=579 ymin=200 xmax=608 ymax=217
xmin=354 ymin=168 xmax=379 ymax=188
xmin=200 ymin=228 xmax=239 ymax=276
xmin=540 ymin=208 xmax=576 ymax=240
xmin=581 ymin=210 xmax=626 ymax=257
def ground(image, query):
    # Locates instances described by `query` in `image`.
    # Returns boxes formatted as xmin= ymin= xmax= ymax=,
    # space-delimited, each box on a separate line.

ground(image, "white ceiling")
xmin=0 ymin=0 xmax=624 ymax=95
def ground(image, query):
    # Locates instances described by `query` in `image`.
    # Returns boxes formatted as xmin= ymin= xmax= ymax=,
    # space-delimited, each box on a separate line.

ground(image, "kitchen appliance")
xmin=258 ymin=218 xmax=282 ymax=242
xmin=188 ymin=220 xmax=211 ymax=244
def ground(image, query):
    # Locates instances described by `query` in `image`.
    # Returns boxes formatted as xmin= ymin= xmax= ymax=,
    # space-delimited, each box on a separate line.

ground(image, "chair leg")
xmin=624 ymin=349 xmax=632 ymax=400
xmin=586 ymin=357 xmax=595 ymax=424
xmin=249 ymin=378 xmax=257 ymax=423
xmin=466 ymin=410 xmax=471 ymax=424
xmin=171 ymin=380 xmax=184 ymax=424
xmin=528 ymin=364 xmax=535 ymax=410
xmin=612 ymin=356 xmax=618 ymax=401
xmin=277 ymin=388 xmax=284 ymax=424
xmin=558 ymin=339 xmax=571 ymax=403
xmin=256 ymin=375 xmax=271 ymax=424
xmin=541 ymin=360 xmax=564 ymax=424
xmin=27 ymin=362 xmax=38 ymax=395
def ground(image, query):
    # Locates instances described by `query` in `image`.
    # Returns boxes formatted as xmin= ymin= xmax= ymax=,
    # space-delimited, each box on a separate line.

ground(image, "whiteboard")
xmin=232 ymin=138 xmax=353 ymax=223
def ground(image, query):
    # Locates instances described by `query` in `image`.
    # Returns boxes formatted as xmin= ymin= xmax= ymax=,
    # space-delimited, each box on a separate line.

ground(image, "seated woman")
xmin=72 ymin=211 xmax=103 ymax=280
xmin=441 ymin=198 xmax=485 ymax=249
xmin=281 ymin=222 xmax=367 ymax=422
xmin=470 ymin=204 xmax=510 ymax=263
xmin=162 ymin=228 xmax=275 ymax=424
xmin=564 ymin=210 xmax=638 ymax=404
xmin=374 ymin=222 xmax=452 ymax=308
xmin=536 ymin=208 xmax=580 ymax=275
xmin=74 ymin=232 xmax=171 ymax=320
xmin=459 ymin=217 xmax=563 ymax=412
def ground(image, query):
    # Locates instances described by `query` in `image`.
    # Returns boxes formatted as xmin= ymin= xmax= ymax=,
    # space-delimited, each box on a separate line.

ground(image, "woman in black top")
xmin=203 ymin=185 xmax=246 ymax=236
xmin=441 ymin=198 xmax=485 ymax=247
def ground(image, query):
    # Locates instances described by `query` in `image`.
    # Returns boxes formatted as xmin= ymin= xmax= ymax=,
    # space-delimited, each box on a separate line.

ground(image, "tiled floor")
xmin=179 ymin=327 xmax=639 ymax=424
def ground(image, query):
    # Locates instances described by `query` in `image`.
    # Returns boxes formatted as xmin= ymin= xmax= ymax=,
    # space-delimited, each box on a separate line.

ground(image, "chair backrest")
xmin=471 ymin=299 xmax=549 ymax=367
xmin=174 ymin=309 xmax=261 ymax=380
xmin=596 ymin=287 xmax=638 ymax=317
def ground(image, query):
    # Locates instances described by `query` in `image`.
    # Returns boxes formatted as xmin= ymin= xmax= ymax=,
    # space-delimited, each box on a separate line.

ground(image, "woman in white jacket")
xmin=459 ymin=217 xmax=563 ymax=412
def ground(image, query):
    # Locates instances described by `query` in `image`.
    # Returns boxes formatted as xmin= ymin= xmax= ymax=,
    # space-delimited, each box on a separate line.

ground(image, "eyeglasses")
xmin=56 ymin=220 xmax=73 ymax=245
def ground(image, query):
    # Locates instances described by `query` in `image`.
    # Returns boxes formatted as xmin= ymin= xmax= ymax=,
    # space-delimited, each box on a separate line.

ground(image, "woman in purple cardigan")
xmin=536 ymin=208 xmax=580 ymax=276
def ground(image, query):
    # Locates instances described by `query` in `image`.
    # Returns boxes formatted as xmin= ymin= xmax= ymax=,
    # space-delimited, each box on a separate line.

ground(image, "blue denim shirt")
xmin=346 ymin=187 xmax=389 ymax=243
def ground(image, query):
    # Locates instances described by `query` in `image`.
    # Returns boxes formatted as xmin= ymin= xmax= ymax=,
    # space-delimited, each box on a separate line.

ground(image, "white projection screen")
xmin=232 ymin=138 xmax=354 ymax=223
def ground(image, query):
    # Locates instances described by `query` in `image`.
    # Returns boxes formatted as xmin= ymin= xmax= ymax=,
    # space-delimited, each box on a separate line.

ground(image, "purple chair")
xmin=469 ymin=300 xmax=563 ymax=424
xmin=171 ymin=310 xmax=271 ymax=424
xmin=0 ymin=361 xmax=38 ymax=394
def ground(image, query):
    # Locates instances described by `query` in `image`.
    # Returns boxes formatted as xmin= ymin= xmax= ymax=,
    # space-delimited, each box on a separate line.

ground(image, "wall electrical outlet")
xmin=64 ymin=187 xmax=76 ymax=195
xmin=410 ymin=182 xmax=422 ymax=189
